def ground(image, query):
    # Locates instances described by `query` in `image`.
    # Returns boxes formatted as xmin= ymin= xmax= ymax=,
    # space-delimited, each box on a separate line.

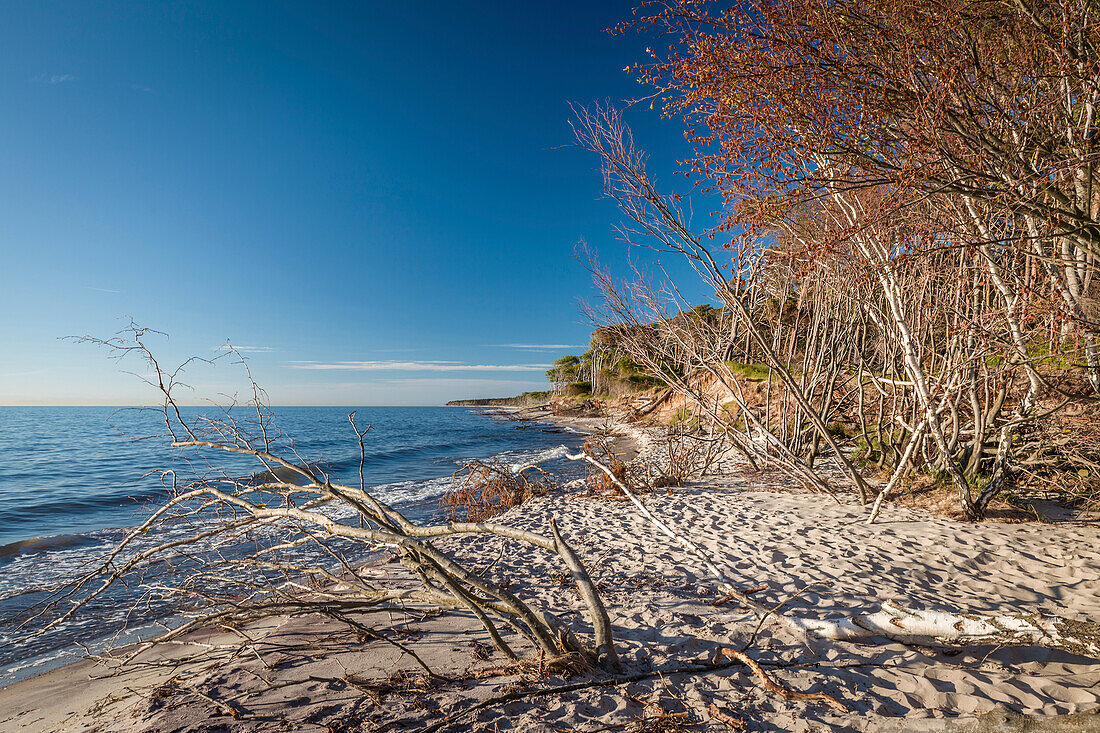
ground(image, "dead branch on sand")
xmin=713 ymin=647 xmax=847 ymax=714
xmin=28 ymin=325 xmax=622 ymax=682
xmin=565 ymin=447 xmax=1100 ymax=659
xmin=441 ymin=460 xmax=554 ymax=522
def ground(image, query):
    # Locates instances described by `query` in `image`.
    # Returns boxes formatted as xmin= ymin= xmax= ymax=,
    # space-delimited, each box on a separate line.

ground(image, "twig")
xmin=420 ymin=656 xmax=784 ymax=733
xmin=714 ymin=647 xmax=849 ymax=714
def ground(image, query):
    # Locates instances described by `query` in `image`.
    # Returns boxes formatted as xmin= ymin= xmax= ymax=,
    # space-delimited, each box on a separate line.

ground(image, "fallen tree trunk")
xmin=31 ymin=327 xmax=628 ymax=683
xmin=564 ymin=447 xmax=1100 ymax=659
xmin=786 ymin=601 xmax=1100 ymax=658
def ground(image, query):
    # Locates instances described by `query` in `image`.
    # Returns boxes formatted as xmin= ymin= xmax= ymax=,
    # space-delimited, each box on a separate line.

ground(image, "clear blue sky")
xmin=1 ymin=1 xmax=707 ymax=405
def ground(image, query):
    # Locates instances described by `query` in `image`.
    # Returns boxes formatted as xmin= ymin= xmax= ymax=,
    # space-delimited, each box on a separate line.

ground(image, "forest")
xmin=546 ymin=0 xmax=1100 ymax=522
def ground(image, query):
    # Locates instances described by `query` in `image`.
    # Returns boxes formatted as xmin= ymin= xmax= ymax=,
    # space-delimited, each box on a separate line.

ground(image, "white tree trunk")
xmin=787 ymin=600 xmax=1100 ymax=658
xmin=567 ymin=448 xmax=1100 ymax=659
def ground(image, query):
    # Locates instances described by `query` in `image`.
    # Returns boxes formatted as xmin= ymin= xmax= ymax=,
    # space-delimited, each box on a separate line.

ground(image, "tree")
xmin=32 ymin=325 xmax=622 ymax=679
xmin=582 ymin=0 xmax=1100 ymax=517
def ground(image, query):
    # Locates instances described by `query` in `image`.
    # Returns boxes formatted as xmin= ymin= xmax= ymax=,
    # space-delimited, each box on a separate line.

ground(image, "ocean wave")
xmin=355 ymin=438 xmax=481 ymax=466
xmin=0 ymin=533 xmax=101 ymax=561
xmin=507 ymin=445 xmax=567 ymax=472
xmin=370 ymin=475 xmax=455 ymax=505
xmin=0 ymin=485 xmax=173 ymax=528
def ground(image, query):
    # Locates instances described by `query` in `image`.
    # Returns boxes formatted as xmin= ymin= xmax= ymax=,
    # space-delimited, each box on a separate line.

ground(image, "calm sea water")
xmin=0 ymin=406 xmax=587 ymax=686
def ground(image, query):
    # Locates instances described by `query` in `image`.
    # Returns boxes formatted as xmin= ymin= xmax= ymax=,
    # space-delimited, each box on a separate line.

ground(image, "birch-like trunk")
xmin=567 ymin=449 xmax=1100 ymax=660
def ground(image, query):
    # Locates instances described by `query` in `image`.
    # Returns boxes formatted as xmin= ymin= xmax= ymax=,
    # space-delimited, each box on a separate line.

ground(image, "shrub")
xmin=723 ymin=360 xmax=772 ymax=380
xmin=440 ymin=461 xmax=554 ymax=522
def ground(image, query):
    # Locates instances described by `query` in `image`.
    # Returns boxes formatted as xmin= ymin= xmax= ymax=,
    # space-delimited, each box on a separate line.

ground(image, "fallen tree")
xmin=29 ymin=325 xmax=622 ymax=675
xmin=565 ymin=447 xmax=1100 ymax=659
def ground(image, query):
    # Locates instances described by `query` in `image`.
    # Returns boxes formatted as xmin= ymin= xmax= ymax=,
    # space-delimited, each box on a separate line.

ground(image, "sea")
xmin=0 ymin=406 xmax=589 ymax=687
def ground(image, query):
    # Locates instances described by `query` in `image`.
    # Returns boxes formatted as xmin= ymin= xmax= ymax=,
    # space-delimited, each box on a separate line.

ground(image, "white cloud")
xmin=491 ymin=344 xmax=582 ymax=350
xmin=86 ymin=286 xmax=120 ymax=294
xmin=378 ymin=378 xmax=546 ymax=386
xmin=218 ymin=345 xmax=277 ymax=354
xmin=286 ymin=360 xmax=549 ymax=372
xmin=33 ymin=73 xmax=78 ymax=84
xmin=267 ymin=378 xmax=547 ymax=406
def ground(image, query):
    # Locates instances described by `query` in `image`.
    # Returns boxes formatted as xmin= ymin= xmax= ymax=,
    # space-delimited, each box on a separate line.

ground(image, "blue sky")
xmin=1 ymin=1 xmax=708 ymax=405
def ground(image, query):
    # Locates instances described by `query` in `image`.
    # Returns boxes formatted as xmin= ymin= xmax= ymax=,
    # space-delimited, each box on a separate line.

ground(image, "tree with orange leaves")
xmin=573 ymin=0 xmax=1100 ymax=518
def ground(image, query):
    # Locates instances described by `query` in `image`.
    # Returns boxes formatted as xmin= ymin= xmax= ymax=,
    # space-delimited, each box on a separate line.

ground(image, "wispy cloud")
xmin=32 ymin=73 xmax=78 ymax=84
xmin=378 ymin=377 xmax=548 ymax=386
xmin=86 ymin=286 xmax=120 ymax=294
xmin=286 ymin=360 xmax=549 ymax=372
xmin=216 ymin=345 xmax=277 ymax=354
xmin=491 ymin=344 xmax=582 ymax=350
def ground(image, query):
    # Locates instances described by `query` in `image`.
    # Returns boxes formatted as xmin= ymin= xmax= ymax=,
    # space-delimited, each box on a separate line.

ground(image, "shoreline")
xmin=2 ymin=409 xmax=1099 ymax=731
xmin=0 ymin=406 xmax=592 ymax=691
xmin=483 ymin=404 xmax=651 ymax=462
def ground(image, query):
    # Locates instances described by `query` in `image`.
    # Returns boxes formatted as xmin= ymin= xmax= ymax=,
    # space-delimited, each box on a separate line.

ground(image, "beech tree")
xmin=575 ymin=0 xmax=1100 ymax=518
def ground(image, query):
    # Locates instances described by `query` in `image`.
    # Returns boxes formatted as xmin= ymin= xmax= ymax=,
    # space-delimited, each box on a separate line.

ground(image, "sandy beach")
xmin=1 ymin=412 xmax=1098 ymax=732
xmin=11 ymin=0 xmax=1100 ymax=728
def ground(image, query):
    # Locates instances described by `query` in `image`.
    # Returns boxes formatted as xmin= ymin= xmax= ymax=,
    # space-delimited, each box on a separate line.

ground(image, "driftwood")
xmin=713 ymin=647 xmax=847 ymax=714
xmin=565 ymin=447 xmax=1100 ymax=659
xmin=31 ymin=326 xmax=623 ymax=681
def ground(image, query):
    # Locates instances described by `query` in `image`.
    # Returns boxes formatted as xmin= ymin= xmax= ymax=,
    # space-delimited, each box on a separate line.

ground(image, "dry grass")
xmin=892 ymin=475 xmax=1037 ymax=522
xmin=345 ymin=669 xmax=442 ymax=704
xmin=463 ymin=649 xmax=596 ymax=682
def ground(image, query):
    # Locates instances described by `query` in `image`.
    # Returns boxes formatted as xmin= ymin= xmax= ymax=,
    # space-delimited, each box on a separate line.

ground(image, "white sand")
xmin=1 ymin=420 xmax=1098 ymax=731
